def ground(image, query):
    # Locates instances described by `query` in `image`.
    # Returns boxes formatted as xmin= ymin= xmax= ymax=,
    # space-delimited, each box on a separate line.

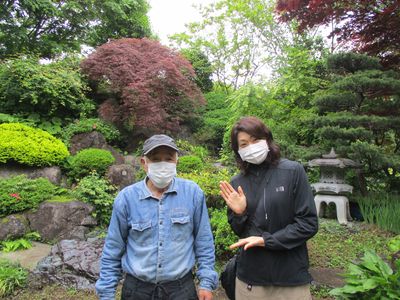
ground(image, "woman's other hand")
xmin=229 ymin=236 xmax=265 ymax=250
xmin=219 ymin=181 xmax=247 ymax=215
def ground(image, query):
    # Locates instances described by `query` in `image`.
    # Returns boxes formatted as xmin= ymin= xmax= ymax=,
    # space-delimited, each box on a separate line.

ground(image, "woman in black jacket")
xmin=220 ymin=116 xmax=318 ymax=300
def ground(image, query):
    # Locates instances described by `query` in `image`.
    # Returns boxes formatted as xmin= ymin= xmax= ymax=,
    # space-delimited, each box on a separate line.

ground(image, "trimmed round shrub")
xmin=0 ymin=175 xmax=64 ymax=217
xmin=177 ymin=155 xmax=203 ymax=173
xmin=67 ymin=148 xmax=115 ymax=180
xmin=0 ymin=123 xmax=69 ymax=167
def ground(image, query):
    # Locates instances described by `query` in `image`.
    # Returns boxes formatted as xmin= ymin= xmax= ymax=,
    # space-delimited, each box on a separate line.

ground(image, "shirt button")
xmin=160 ymin=242 xmax=162 ymax=246
xmin=159 ymin=221 xmax=163 ymax=225
xmin=158 ymin=264 xmax=162 ymax=268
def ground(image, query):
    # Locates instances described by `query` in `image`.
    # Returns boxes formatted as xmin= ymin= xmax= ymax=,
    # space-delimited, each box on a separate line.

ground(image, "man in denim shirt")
xmin=96 ymin=134 xmax=218 ymax=300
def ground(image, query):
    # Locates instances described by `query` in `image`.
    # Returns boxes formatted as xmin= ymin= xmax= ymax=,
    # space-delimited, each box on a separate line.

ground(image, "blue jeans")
xmin=121 ymin=272 xmax=198 ymax=300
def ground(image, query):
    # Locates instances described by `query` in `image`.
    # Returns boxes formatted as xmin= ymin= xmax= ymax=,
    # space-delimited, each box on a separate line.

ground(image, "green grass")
xmin=308 ymin=219 xmax=395 ymax=269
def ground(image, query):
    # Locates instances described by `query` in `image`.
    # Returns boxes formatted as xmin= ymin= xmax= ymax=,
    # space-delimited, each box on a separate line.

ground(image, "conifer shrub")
xmin=0 ymin=123 xmax=69 ymax=167
xmin=177 ymin=155 xmax=203 ymax=174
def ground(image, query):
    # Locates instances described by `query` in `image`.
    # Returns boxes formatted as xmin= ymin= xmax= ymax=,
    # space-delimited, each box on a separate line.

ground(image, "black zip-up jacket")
xmin=228 ymin=159 xmax=318 ymax=286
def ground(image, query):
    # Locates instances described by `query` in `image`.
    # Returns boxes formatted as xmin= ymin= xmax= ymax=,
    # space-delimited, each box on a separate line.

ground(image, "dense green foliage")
xmin=209 ymin=208 xmax=237 ymax=260
xmin=0 ymin=123 xmax=69 ymax=167
xmin=0 ymin=175 xmax=64 ymax=217
xmin=73 ymin=173 xmax=117 ymax=226
xmin=355 ymin=193 xmax=400 ymax=234
xmin=0 ymin=259 xmax=28 ymax=297
xmin=0 ymin=0 xmax=151 ymax=59
xmin=177 ymin=155 xmax=203 ymax=174
xmin=0 ymin=57 xmax=94 ymax=120
xmin=61 ymin=118 xmax=121 ymax=146
xmin=313 ymin=52 xmax=400 ymax=192
xmin=194 ymin=88 xmax=231 ymax=152
xmin=66 ymin=148 xmax=115 ymax=181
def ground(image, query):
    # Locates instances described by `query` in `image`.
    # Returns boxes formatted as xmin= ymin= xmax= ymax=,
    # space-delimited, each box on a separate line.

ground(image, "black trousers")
xmin=121 ymin=272 xmax=198 ymax=300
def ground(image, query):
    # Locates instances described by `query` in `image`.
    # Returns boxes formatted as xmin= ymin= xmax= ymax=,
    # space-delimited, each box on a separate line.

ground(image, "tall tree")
xmin=80 ymin=38 xmax=205 ymax=133
xmin=0 ymin=0 xmax=151 ymax=59
xmin=276 ymin=0 xmax=400 ymax=69
xmin=313 ymin=52 xmax=400 ymax=191
xmin=171 ymin=0 xmax=293 ymax=91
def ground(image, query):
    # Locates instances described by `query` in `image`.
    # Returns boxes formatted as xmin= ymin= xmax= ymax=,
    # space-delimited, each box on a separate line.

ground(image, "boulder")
xmin=0 ymin=214 xmax=29 ymax=240
xmin=0 ymin=165 xmax=62 ymax=185
xmin=27 ymin=201 xmax=97 ymax=242
xmin=31 ymin=238 xmax=104 ymax=290
xmin=106 ymin=164 xmax=135 ymax=189
xmin=69 ymin=131 xmax=124 ymax=164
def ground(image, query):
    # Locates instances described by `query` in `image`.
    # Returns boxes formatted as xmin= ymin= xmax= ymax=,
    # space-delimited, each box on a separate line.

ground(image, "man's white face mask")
xmin=147 ymin=161 xmax=177 ymax=189
xmin=238 ymin=139 xmax=269 ymax=165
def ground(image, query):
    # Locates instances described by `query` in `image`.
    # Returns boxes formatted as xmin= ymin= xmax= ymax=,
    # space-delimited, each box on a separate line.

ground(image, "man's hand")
xmin=198 ymin=289 xmax=213 ymax=300
xmin=219 ymin=181 xmax=247 ymax=215
xmin=229 ymin=236 xmax=265 ymax=250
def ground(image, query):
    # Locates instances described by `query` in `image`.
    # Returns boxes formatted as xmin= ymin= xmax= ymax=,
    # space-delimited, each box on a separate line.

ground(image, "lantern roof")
xmin=308 ymin=148 xmax=360 ymax=168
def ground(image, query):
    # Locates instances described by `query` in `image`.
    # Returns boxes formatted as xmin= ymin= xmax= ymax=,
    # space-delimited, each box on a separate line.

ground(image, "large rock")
xmin=0 ymin=214 xmax=29 ymax=240
xmin=0 ymin=165 xmax=62 ymax=185
xmin=106 ymin=164 xmax=135 ymax=189
xmin=31 ymin=238 xmax=104 ymax=290
xmin=69 ymin=131 xmax=124 ymax=164
xmin=27 ymin=201 xmax=97 ymax=242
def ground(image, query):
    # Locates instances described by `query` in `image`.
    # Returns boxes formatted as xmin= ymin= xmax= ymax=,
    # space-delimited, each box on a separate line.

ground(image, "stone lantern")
xmin=308 ymin=148 xmax=360 ymax=224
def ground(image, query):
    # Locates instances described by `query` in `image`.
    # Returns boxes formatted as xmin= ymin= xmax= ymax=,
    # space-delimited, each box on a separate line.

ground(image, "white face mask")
xmin=238 ymin=139 xmax=269 ymax=165
xmin=147 ymin=161 xmax=177 ymax=189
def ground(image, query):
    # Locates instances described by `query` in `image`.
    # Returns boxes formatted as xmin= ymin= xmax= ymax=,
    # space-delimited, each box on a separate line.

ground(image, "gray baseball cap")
xmin=142 ymin=134 xmax=179 ymax=156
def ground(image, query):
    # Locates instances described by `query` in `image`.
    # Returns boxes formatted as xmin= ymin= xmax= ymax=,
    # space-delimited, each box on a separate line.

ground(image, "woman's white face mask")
xmin=146 ymin=161 xmax=177 ymax=189
xmin=238 ymin=139 xmax=269 ymax=165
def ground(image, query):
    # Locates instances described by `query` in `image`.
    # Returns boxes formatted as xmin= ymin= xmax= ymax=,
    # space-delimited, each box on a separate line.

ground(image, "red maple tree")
xmin=275 ymin=0 xmax=400 ymax=69
xmin=81 ymin=38 xmax=205 ymax=132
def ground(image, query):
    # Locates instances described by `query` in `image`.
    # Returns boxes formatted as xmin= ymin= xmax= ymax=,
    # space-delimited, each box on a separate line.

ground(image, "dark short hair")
xmin=230 ymin=116 xmax=280 ymax=174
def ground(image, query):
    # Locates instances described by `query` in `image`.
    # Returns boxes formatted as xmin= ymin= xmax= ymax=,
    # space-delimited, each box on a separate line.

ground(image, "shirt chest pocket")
xmin=130 ymin=221 xmax=154 ymax=246
xmin=171 ymin=215 xmax=192 ymax=242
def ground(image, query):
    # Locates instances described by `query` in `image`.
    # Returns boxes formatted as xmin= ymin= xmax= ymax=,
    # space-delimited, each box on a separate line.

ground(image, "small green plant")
xmin=176 ymin=140 xmax=209 ymax=161
xmin=73 ymin=172 xmax=117 ymax=226
xmin=0 ymin=259 xmax=28 ymax=297
xmin=209 ymin=208 xmax=237 ymax=260
xmin=0 ymin=175 xmax=67 ymax=217
xmin=1 ymin=239 xmax=32 ymax=253
xmin=177 ymin=155 xmax=204 ymax=173
xmin=0 ymin=123 xmax=69 ymax=167
xmin=66 ymin=148 xmax=115 ymax=181
xmin=329 ymin=250 xmax=400 ymax=299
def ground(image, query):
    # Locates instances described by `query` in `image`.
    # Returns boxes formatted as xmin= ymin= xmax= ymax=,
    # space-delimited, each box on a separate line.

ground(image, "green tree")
xmin=0 ymin=0 xmax=151 ymax=59
xmin=314 ymin=52 xmax=400 ymax=191
xmin=0 ymin=56 xmax=94 ymax=121
xmin=180 ymin=47 xmax=214 ymax=93
xmin=170 ymin=0 xmax=293 ymax=91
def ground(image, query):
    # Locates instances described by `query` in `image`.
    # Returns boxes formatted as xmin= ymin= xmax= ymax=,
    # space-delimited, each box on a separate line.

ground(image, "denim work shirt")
xmin=95 ymin=177 xmax=218 ymax=299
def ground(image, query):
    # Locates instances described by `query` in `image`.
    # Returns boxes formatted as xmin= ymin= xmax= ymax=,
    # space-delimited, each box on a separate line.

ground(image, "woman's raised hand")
xmin=219 ymin=181 xmax=247 ymax=215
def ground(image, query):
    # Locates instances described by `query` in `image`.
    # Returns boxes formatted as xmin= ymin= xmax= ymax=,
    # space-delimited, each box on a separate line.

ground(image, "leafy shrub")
xmin=210 ymin=208 xmax=237 ymax=260
xmin=67 ymin=148 xmax=115 ymax=181
xmin=355 ymin=193 xmax=400 ymax=234
xmin=61 ymin=118 xmax=121 ymax=146
xmin=73 ymin=172 xmax=117 ymax=226
xmin=0 ymin=57 xmax=94 ymax=120
xmin=180 ymin=167 xmax=232 ymax=209
xmin=0 ymin=259 xmax=28 ymax=297
xmin=0 ymin=123 xmax=69 ymax=167
xmin=176 ymin=140 xmax=209 ymax=161
xmin=0 ymin=175 xmax=65 ymax=217
xmin=177 ymin=155 xmax=203 ymax=174
xmin=329 ymin=249 xmax=400 ymax=299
